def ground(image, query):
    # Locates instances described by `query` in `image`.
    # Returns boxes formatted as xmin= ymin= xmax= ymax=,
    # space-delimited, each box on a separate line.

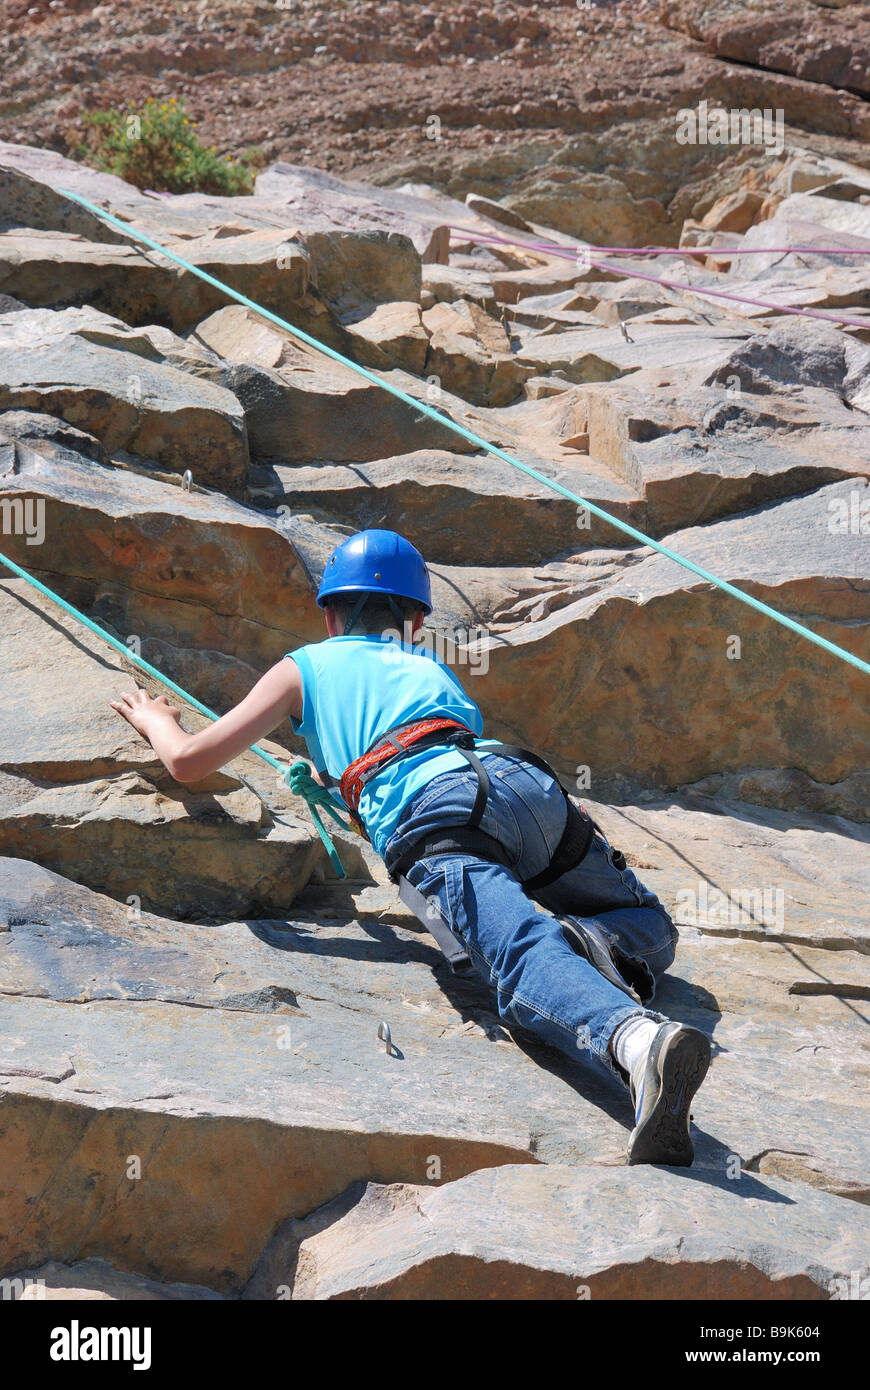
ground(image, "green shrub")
xmin=76 ymin=97 xmax=265 ymax=196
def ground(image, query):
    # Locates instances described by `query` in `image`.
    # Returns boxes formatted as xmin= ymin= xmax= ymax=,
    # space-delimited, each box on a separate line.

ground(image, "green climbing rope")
xmin=0 ymin=547 xmax=349 ymax=877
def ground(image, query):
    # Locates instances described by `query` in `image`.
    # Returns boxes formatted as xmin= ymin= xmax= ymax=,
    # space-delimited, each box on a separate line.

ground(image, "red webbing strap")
xmin=339 ymin=718 xmax=472 ymax=815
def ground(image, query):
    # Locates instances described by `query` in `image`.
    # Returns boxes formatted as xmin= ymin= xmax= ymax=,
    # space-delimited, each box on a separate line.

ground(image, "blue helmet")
xmin=316 ymin=529 xmax=432 ymax=616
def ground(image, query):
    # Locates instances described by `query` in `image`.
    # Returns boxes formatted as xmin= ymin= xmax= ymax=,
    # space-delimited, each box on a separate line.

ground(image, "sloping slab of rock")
xmin=0 ymin=145 xmax=145 ymax=238
xmin=0 ymin=423 xmax=325 ymax=684
xmin=8 ymin=1258 xmax=222 ymax=1301
xmin=477 ymin=480 xmax=870 ymax=788
xmin=254 ymin=161 xmax=457 ymax=266
xmin=0 ymin=307 xmax=249 ymax=490
xmin=685 ymin=766 xmax=870 ymax=824
xmin=516 ymin=323 xmax=749 ymax=384
xmin=705 ymin=315 xmax=870 ymax=403
xmin=581 ymin=368 xmax=870 ymax=535
xmin=0 ymin=230 xmax=189 ymax=330
xmin=0 ymin=227 xmax=333 ymax=339
xmin=719 ymin=266 xmax=870 ymax=323
xmin=0 ymin=144 xmax=423 ymax=313
xmin=422 ymin=263 xmax=498 ymax=313
xmin=248 ymin=448 xmax=641 ymax=566
xmin=588 ymin=794 xmax=870 ymax=955
xmin=286 ymin=1165 xmax=869 ymax=1300
xmin=0 ymin=581 xmax=325 ymax=917
xmin=194 ymin=304 xmax=477 ymax=461
xmin=1 ymin=850 xmax=865 ymax=1294
xmin=633 ymin=425 xmax=870 ymax=535
xmin=421 ymin=299 xmax=530 ymax=406
xmin=578 ymin=317 xmax=870 ymax=532
xmin=0 ymin=910 xmax=609 ymax=1296
xmin=772 ymin=192 xmax=870 ymax=241
xmin=731 ymin=213 xmax=870 ymax=279
xmin=4 ymin=766 xmax=869 ymax=1295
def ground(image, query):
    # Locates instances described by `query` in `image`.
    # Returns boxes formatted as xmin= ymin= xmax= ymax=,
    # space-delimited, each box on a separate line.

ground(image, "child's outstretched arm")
xmin=109 ymin=657 xmax=304 ymax=784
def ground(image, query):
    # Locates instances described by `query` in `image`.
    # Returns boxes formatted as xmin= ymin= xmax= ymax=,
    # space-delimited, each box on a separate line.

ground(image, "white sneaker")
xmin=626 ymin=1022 xmax=711 ymax=1166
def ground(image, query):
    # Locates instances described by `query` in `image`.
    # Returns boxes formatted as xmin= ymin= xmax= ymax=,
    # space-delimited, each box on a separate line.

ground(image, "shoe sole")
xmin=626 ymin=1026 xmax=711 ymax=1167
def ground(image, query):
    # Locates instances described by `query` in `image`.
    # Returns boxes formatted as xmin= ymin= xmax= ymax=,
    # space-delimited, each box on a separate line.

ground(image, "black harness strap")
xmin=396 ymin=874 xmax=474 ymax=975
xmin=344 ymin=721 xmax=625 ymax=972
xmin=387 ymin=826 xmax=514 ymax=883
xmin=521 ymin=800 xmax=597 ymax=893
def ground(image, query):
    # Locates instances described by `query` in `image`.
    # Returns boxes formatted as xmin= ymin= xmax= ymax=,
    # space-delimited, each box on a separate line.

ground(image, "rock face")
xmin=2 ymin=784 xmax=869 ymax=1294
xmin=0 ymin=581 xmax=330 ymax=918
xmin=0 ymin=307 xmax=250 ymax=491
xmin=285 ymin=1165 xmax=870 ymax=1300
xmin=478 ymin=481 xmax=870 ymax=790
xmin=10 ymin=1259 xmax=223 ymax=1301
xmin=0 ymin=134 xmax=869 ymax=1300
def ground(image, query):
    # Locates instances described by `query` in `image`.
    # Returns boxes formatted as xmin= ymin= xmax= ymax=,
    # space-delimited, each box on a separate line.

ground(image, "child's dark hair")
xmin=328 ymin=591 xmax=425 ymax=636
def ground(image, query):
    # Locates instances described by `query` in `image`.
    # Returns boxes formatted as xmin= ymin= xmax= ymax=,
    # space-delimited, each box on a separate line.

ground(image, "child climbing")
xmin=110 ymin=527 xmax=711 ymax=1166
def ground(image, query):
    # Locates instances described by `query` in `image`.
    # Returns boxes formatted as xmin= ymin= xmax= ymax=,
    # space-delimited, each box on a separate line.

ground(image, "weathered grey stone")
xmin=341 ymin=300 xmax=429 ymax=374
xmin=0 ymin=143 xmax=425 ymax=315
xmin=3 ymin=774 xmax=869 ymax=1296
xmin=706 ymin=316 xmax=870 ymax=398
xmin=9 ymin=1258 xmax=223 ymax=1301
xmin=773 ymin=191 xmax=870 ymax=240
xmin=477 ymin=481 xmax=870 ymax=789
xmin=0 ymin=434 xmax=329 ymax=717
xmin=0 ymin=307 xmax=249 ymax=490
xmin=516 ymin=322 xmax=749 ymax=384
xmin=247 ymin=448 xmax=640 ymax=566
xmin=684 ymin=767 xmax=870 ymax=824
xmin=287 ymin=1165 xmax=870 ymax=1299
xmin=733 ymin=211 xmax=870 ymax=278
xmin=0 ymin=409 xmax=110 ymax=463
xmin=254 ymin=161 xmax=451 ymax=266
xmin=422 ymin=299 xmax=530 ymax=406
xmin=0 ymin=223 xmax=348 ymax=340
xmin=194 ymin=304 xmax=478 ymax=461
xmin=502 ymin=168 xmax=672 ymax=249
xmin=579 ymin=339 xmax=870 ymax=534
xmin=0 ymin=152 xmax=139 ymax=244
xmin=421 ymin=262 xmax=498 ymax=313
xmin=0 ymin=579 xmax=332 ymax=918
xmin=589 ymin=794 xmax=870 ymax=955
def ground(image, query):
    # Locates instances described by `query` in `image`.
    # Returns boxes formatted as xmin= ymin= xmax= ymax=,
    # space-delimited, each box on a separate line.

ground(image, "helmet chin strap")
xmin=343 ymin=593 xmax=407 ymax=636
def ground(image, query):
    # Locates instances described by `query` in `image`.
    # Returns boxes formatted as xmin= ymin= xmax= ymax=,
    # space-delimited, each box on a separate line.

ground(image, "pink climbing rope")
xmin=450 ymin=225 xmax=870 ymax=259
xmin=448 ymin=225 xmax=870 ymax=330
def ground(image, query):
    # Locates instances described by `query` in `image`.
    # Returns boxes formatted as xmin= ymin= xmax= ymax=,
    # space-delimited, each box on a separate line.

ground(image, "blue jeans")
xmin=383 ymin=754 xmax=678 ymax=1085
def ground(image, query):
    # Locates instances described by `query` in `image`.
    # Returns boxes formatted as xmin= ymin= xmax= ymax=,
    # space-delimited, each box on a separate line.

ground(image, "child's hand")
xmin=109 ymin=689 xmax=182 ymax=739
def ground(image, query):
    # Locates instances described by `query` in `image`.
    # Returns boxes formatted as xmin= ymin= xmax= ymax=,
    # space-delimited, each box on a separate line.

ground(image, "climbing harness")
xmin=336 ymin=715 xmax=624 ymax=973
xmin=54 ymin=191 xmax=870 ymax=679
xmin=339 ymin=716 xmax=471 ymax=820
